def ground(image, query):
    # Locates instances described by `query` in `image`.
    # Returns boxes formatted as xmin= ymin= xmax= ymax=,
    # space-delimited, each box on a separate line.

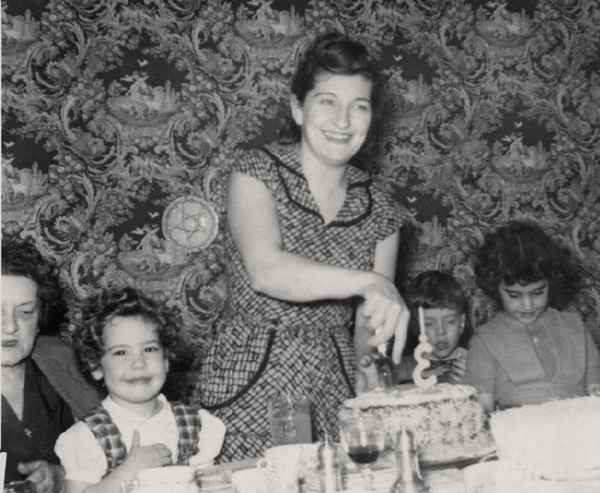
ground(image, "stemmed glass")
xmin=339 ymin=415 xmax=386 ymax=491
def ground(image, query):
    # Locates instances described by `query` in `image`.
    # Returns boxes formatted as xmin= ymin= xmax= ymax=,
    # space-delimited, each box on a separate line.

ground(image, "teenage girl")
xmin=466 ymin=221 xmax=600 ymax=412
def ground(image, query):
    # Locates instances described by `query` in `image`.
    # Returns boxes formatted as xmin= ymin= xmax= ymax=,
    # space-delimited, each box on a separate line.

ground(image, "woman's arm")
xmin=354 ymin=231 xmax=404 ymax=357
xmin=227 ymin=170 xmax=396 ymax=302
xmin=354 ymin=231 xmax=408 ymax=392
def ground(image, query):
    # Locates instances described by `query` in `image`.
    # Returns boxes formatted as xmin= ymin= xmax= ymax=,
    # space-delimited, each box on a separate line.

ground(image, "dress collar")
xmin=103 ymin=393 xmax=168 ymax=423
xmin=263 ymin=143 xmax=373 ymax=227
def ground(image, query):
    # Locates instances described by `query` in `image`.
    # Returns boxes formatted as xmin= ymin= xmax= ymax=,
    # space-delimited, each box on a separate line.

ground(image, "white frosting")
xmin=344 ymin=383 xmax=476 ymax=408
xmin=490 ymin=396 xmax=600 ymax=477
xmin=340 ymin=383 xmax=494 ymax=462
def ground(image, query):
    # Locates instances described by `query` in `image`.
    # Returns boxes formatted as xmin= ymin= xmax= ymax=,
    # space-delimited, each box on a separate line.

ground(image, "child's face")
xmin=422 ymin=307 xmax=465 ymax=359
xmin=92 ymin=314 xmax=169 ymax=413
xmin=499 ymin=279 xmax=549 ymax=325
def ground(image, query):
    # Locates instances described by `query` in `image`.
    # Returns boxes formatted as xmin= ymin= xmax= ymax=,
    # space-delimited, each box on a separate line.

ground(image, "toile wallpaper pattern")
xmin=2 ymin=0 xmax=600 ymax=370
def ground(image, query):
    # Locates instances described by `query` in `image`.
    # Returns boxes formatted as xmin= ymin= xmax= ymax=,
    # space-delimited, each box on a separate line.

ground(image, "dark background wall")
xmin=3 ymin=0 xmax=600 ymax=370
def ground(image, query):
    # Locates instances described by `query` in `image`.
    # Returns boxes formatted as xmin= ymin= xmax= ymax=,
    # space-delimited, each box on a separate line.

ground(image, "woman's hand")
xmin=361 ymin=280 xmax=410 ymax=364
xmin=355 ymin=353 xmax=381 ymax=394
xmin=121 ymin=430 xmax=173 ymax=476
xmin=17 ymin=461 xmax=64 ymax=493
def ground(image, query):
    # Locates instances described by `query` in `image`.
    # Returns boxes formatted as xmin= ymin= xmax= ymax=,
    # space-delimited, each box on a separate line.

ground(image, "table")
xmin=196 ymin=457 xmax=466 ymax=492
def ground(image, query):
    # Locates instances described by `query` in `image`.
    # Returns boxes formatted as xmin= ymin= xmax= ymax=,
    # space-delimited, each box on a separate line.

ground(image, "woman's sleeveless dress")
xmin=196 ymin=143 xmax=409 ymax=461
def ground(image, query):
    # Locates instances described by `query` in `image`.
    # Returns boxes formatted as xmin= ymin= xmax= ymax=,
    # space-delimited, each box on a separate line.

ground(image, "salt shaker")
xmin=317 ymin=433 xmax=341 ymax=492
xmin=390 ymin=424 xmax=430 ymax=493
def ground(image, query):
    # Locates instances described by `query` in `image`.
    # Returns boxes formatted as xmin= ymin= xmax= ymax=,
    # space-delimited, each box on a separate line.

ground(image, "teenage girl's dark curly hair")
xmin=279 ymin=31 xmax=384 ymax=170
xmin=474 ymin=221 xmax=581 ymax=310
xmin=1 ymin=239 xmax=67 ymax=336
xmin=73 ymin=287 xmax=182 ymax=390
xmin=405 ymin=270 xmax=472 ymax=347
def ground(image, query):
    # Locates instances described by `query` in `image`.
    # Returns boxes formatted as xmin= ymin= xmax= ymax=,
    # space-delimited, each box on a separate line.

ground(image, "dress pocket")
xmin=198 ymin=319 xmax=277 ymax=410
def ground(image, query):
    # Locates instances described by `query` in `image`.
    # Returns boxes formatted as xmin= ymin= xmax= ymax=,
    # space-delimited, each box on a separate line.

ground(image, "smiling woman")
xmin=194 ymin=32 xmax=413 ymax=462
xmin=1 ymin=240 xmax=101 ymax=492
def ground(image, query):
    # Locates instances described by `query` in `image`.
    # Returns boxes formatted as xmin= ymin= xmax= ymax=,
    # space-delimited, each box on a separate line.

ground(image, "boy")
xmin=393 ymin=271 xmax=470 ymax=384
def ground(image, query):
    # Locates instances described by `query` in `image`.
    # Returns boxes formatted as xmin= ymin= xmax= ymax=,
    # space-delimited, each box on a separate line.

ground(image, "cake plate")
xmin=420 ymin=448 xmax=497 ymax=470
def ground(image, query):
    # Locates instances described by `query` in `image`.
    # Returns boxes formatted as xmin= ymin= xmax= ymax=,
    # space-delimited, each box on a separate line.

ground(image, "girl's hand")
xmin=17 ymin=461 xmax=64 ymax=493
xmin=123 ymin=430 xmax=173 ymax=475
xmin=361 ymin=281 xmax=410 ymax=364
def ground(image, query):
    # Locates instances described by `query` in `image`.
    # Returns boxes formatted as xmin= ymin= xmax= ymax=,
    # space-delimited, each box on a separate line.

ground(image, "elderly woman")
xmin=197 ymin=32 xmax=411 ymax=461
xmin=1 ymin=240 xmax=100 ymax=493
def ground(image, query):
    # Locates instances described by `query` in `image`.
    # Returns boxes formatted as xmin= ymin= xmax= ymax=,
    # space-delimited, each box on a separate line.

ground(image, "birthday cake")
xmin=490 ymin=396 xmax=600 ymax=479
xmin=340 ymin=383 xmax=495 ymax=464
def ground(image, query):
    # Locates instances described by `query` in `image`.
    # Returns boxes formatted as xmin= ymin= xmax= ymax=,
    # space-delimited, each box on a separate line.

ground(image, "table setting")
xmin=122 ymin=310 xmax=600 ymax=493
xmin=135 ymin=437 xmax=600 ymax=493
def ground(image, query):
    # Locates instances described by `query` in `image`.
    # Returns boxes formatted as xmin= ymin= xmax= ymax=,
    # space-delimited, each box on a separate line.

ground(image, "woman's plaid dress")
xmin=196 ymin=143 xmax=409 ymax=461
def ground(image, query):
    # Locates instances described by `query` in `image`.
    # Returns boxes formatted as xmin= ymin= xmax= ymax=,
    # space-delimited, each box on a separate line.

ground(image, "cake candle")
xmin=412 ymin=306 xmax=437 ymax=388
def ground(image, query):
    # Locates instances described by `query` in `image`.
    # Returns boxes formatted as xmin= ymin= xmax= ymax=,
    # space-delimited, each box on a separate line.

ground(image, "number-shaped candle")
xmin=412 ymin=306 xmax=437 ymax=388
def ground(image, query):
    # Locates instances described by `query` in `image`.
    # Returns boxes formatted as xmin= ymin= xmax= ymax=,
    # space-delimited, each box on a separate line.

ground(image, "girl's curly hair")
xmin=474 ymin=221 xmax=582 ymax=310
xmin=73 ymin=287 xmax=183 ymax=390
xmin=1 ymin=239 xmax=67 ymax=335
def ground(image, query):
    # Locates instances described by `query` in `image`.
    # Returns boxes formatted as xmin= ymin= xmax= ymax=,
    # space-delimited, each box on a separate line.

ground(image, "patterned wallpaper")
xmin=2 ymin=0 xmax=600 ymax=370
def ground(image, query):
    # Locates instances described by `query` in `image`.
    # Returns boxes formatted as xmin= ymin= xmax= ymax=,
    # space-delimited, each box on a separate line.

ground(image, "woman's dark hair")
xmin=73 ymin=287 xmax=182 ymax=390
xmin=279 ymin=31 xmax=384 ymax=169
xmin=474 ymin=221 xmax=581 ymax=310
xmin=1 ymin=239 xmax=67 ymax=335
xmin=405 ymin=271 xmax=472 ymax=346
xmin=291 ymin=32 xmax=381 ymax=108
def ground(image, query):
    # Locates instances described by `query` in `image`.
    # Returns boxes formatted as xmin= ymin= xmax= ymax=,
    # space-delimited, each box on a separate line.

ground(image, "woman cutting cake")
xmin=195 ymin=32 xmax=412 ymax=461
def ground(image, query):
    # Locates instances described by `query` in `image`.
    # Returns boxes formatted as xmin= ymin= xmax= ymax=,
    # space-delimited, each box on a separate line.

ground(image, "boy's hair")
xmin=474 ymin=221 xmax=581 ymax=310
xmin=405 ymin=271 xmax=471 ymax=342
xmin=73 ymin=287 xmax=182 ymax=390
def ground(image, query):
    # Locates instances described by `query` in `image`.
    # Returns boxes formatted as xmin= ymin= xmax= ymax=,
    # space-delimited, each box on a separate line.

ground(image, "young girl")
xmin=393 ymin=270 xmax=471 ymax=385
xmin=55 ymin=288 xmax=225 ymax=493
xmin=466 ymin=221 xmax=600 ymax=413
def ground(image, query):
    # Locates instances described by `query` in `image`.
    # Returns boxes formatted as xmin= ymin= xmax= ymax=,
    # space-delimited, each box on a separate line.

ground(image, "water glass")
xmin=268 ymin=392 xmax=312 ymax=446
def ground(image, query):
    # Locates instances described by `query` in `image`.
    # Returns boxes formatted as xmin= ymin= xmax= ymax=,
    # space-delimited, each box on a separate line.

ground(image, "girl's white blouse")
xmin=55 ymin=394 xmax=226 ymax=484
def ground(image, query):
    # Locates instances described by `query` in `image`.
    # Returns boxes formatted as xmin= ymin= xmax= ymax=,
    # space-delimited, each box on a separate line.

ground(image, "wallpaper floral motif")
xmin=2 ymin=0 xmax=600 ymax=370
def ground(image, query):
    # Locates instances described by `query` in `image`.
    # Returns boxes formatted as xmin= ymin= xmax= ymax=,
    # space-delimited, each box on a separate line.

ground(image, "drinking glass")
xmin=339 ymin=415 xmax=386 ymax=490
xmin=268 ymin=392 xmax=312 ymax=446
